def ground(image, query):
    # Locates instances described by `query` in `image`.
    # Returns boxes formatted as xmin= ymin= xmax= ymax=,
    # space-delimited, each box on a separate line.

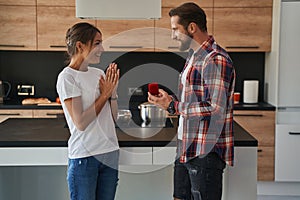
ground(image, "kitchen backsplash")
xmin=0 ymin=51 xmax=264 ymax=104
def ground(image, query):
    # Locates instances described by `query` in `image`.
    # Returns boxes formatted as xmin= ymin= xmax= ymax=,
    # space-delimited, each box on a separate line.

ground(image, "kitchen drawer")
xmin=0 ymin=147 xmax=68 ymax=166
xmin=0 ymin=109 xmax=33 ymax=118
xmin=32 ymin=109 xmax=64 ymax=118
xmin=119 ymin=147 xmax=152 ymax=165
xmin=277 ymin=108 xmax=300 ymax=124
xmin=234 ymin=110 xmax=275 ymax=181
xmin=153 ymin=147 xmax=176 ymax=165
xmin=234 ymin=110 xmax=275 ymax=146
xmin=0 ymin=109 xmax=33 ymax=123
xmin=275 ymin=124 xmax=300 ymax=182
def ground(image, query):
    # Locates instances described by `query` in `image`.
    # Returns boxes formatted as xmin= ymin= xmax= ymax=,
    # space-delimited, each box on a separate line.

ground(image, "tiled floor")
xmin=258 ymin=195 xmax=300 ymax=200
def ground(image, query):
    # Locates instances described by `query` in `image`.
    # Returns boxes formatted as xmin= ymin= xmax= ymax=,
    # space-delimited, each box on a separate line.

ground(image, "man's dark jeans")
xmin=173 ymin=142 xmax=226 ymax=200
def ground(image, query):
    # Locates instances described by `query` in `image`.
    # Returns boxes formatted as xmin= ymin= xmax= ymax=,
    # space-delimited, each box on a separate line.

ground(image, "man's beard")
xmin=179 ymin=32 xmax=193 ymax=51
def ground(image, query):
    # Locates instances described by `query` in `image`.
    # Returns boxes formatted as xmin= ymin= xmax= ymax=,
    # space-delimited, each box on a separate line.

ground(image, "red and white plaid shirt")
xmin=174 ymin=36 xmax=235 ymax=166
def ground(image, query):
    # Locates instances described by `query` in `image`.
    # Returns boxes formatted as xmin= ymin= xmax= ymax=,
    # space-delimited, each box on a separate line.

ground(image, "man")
xmin=148 ymin=3 xmax=235 ymax=200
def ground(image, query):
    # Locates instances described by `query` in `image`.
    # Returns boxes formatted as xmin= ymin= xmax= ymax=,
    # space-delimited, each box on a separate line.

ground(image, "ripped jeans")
xmin=173 ymin=143 xmax=226 ymax=200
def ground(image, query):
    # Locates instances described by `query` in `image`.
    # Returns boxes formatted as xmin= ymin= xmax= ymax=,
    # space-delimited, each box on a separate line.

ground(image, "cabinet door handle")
xmin=0 ymin=44 xmax=25 ymax=48
xmin=257 ymin=149 xmax=263 ymax=153
xmin=226 ymin=46 xmax=259 ymax=49
xmin=50 ymin=45 xmax=67 ymax=48
xmin=234 ymin=114 xmax=263 ymax=117
xmin=109 ymin=45 xmax=143 ymax=49
xmin=289 ymin=132 xmax=300 ymax=135
xmin=46 ymin=113 xmax=64 ymax=118
xmin=46 ymin=113 xmax=57 ymax=116
xmin=0 ymin=113 xmax=20 ymax=116
xmin=167 ymin=46 xmax=179 ymax=49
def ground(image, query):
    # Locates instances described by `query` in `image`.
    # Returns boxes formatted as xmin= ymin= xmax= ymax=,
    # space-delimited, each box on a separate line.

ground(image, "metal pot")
xmin=138 ymin=102 xmax=166 ymax=124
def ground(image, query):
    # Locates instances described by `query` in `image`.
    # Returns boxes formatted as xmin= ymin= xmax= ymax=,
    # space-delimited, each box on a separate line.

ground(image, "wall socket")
xmin=128 ymin=87 xmax=137 ymax=95
xmin=128 ymin=87 xmax=143 ymax=96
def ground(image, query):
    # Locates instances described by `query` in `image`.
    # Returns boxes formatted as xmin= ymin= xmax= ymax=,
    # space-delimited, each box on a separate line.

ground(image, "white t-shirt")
xmin=178 ymin=54 xmax=194 ymax=140
xmin=56 ymin=66 xmax=119 ymax=159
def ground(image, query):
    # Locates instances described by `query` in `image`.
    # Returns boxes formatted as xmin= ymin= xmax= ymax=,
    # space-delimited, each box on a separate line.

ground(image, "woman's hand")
xmin=99 ymin=63 xmax=119 ymax=99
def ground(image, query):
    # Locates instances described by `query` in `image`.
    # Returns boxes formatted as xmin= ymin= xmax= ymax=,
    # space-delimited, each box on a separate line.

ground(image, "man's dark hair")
xmin=169 ymin=2 xmax=207 ymax=32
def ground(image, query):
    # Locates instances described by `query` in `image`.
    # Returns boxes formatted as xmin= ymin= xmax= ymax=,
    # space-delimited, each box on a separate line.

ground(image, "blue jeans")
xmin=173 ymin=142 xmax=226 ymax=200
xmin=67 ymin=150 xmax=119 ymax=200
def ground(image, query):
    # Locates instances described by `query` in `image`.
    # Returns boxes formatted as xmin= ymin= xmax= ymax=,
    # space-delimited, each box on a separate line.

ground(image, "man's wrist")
xmin=167 ymin=100 xmax=176 ymax=114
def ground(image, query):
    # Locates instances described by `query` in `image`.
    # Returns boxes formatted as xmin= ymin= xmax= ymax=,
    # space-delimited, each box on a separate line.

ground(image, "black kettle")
xmin=0 ymin=80 xmax=11 ymax=103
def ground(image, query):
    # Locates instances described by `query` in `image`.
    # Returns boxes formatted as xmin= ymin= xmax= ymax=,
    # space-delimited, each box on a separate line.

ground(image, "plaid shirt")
xmin=174 ymin=36 xmax=235 ymax=166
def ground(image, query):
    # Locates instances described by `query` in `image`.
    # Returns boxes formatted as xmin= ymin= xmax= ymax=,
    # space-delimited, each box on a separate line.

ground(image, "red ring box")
xmin=148 ymin=82 xmax=159 ymax=95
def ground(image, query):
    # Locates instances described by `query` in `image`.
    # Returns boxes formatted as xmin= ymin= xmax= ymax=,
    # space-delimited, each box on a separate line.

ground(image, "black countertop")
xmin=0 ymin=103 xmax=62 ymax=110
xmin=0 ymin=101 xmax=275 ymax=111
xmin=233 ymin=102 xmax=275 ymax=111
xmin=0 ymin=118 xmax=257 ymax=148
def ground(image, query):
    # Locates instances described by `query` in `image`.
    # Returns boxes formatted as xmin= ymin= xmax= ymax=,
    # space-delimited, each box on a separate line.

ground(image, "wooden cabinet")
xmin=0 ymin=5 xmax=36 ymax=50
xmin=258 ymin=146 xmax=275 ymax=181
xmin=154 ymin=7 xmax=180 ymax=52
xmin=234 ymin=110 xmax=275 ymax=181
xmin=37 ymin=0 xmax=75 ymax=6
xmin=32 ymin=109 xmax=64 ymax=118
xmin=154 ymin=7 xmax=213 ymax=52
xmin=0 ymin=0 xmax=35 ymax=6
xmin=37 ymin=6 xmax=95 ymax=51
xmin=97 ymin=20 xmax=155 ymax=52
xmin=155 ymin=0 xmax=272 ymax=52
xmin=161 ymin=0 xmax=213 ymax=8
xmin=213 ymin=0 xmax=273 ymax=52
xmin=234 ymin=110 xmax=275 ymax=147
xmin=0 ymin=109 xmax=64 ymax=123
xmin=0 ymin=0 xmax=273 ymax=52
xmin=154 ymin=1 xmax=213 ymax=52
xmin=0 ymin=109 xmax=33 ymax=123
xmin=214 ymin=0 xmax=273 ymax=7
xmin=214 ymin=0 xmax=273 ymax=8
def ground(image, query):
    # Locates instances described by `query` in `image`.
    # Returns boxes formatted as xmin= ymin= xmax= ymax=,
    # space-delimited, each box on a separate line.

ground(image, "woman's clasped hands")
xmin=99 ymin=63 xmax=120 ymax=99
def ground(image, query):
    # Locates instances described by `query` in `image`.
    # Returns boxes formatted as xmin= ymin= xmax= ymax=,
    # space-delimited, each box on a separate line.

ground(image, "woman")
xmin=56 ymin=22 xmax=120 ymax=200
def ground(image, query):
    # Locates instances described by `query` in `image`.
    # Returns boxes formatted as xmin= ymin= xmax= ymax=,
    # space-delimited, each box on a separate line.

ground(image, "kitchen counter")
xmin=0 ymin=101 xmax=275 ymax=111
xmin=0 ymin=102 xmax=62 ymax=110
xmin=0 ymin=117 xmax=257 ymax=147
xmin=0 ymin=117 xmax=258 ymax=200
xmin=233 ymin=102 xmax=275 ymax=110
